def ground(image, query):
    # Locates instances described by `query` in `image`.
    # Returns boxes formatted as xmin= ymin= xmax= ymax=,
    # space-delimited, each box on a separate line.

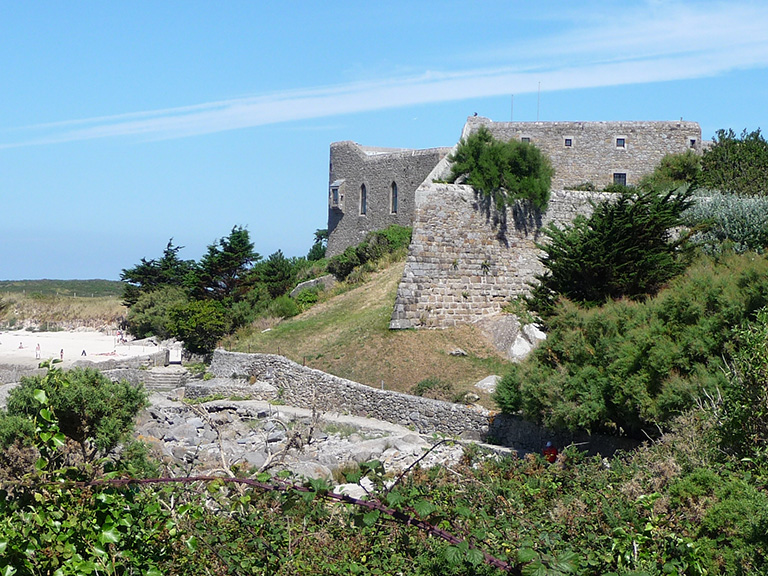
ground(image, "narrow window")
xmin=331 ymin=187 xmax=339 ymax=206
xmin=613 ymin=173 xmax=627 ymax=186
xmin=390 ymin=182 xmax=398 ymax=214
xmin=616 ymin=137 xmax=626 ymax=148
xmin=360 ymin=184 xmax=367 ymax=215
xmin=564 ymin=138 xmax=572 ymax=147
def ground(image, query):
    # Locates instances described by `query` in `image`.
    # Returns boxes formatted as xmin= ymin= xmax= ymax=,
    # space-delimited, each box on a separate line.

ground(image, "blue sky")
xmin=2 ymin=1 xmax=767 ymax=280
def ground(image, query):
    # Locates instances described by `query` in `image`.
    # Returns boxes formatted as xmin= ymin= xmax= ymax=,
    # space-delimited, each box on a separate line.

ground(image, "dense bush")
xmin=448 ymin=125 xmax=553 ymax=210
xmin=168 ymin=299 xmax=229 ymax=355
xmin=699 ymin=128 xmax=768 ymax=195
xmin=528 ymin=187 xmax=695 ymax=316
xmin=683 ymin=191 xmax=768 ymax=254
xmin=4 ymin=367 xmax=147 ymax=463
xmin=498 ymin=252 xmax=768 ymax=437
xmin=124 ymin=285 xmax=188 ymax=340
xmin=638 ymin=149 xmax=701 ymax=190
xmin=327 ymin=225 xmax=412 ymax=281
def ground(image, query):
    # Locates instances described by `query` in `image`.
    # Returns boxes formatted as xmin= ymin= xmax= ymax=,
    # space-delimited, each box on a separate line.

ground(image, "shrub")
xmin=169 ymin=299 xmax=230 ymax=355
xmin=498 ymin=252 xmax=768 ymax=437
xmin=5 ymin=367 xmax=147 ymax=463
xmin=448 ymin=125 xmax=553 ymax=210
xmin=125 ymin=286 xmax=188 ymax=339
xmin=683 ymin=191 xmax=768 ymax=254
xmin=267 ymin=294 xmax=300 ymax=319
xmin=699 ymin=128 xmax=768 ymax=195
xmin=327 ymin=225 xmax=412 ymax=281
xmin=528 ymin=186 xmax=695 ymax=316
xmin=412 ymin=377 xmax=454 ymax=401
xmin=639 ymin=150 xmax=701 ymax=190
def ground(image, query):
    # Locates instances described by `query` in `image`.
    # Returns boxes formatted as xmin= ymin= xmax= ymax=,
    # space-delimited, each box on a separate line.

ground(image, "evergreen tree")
xmin=699 ymin=128 xmax=768 ymax=195
xmin=529 ymin=186 xmax=695 ymax=315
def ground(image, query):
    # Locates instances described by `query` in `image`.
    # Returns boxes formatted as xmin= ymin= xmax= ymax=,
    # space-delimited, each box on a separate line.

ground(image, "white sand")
xmin=0 ymin=329 xmax=157 ymax=369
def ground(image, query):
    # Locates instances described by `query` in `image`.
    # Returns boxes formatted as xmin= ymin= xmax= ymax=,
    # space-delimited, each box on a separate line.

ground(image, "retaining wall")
xmin=209 ymin=350 xmax=638 ymax=455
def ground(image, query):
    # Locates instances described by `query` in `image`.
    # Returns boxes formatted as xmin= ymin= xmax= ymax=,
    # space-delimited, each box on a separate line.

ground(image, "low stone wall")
xmin=208 ymin=350 xmax=638 ymax=455
xmin=210 ymin=350 xmax=490 ymax=439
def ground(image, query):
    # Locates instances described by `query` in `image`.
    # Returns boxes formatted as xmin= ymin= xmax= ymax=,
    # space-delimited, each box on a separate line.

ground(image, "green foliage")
xmin=639 ymin=150 xmax=701 ymax=190
xmin=699 ymin=128 xmax=768 ymax=195
xmin=683 ymin=191 xmax=768 ymax=255
xmin=719 ymin=306 xmax=768 ymax=462
xmin=294 ymin=287 xmax=320 ymax=310
xmin=124 ymin=285 xmax=188 ymax=339
xmin=448 ymin=125 xmax=554 ymax=210
xmin=192 ymin=225 xmax=260 ymax=301
xmin=307 ymin=228 xmax=328 ymax=261
xmin=4 ymin=366 xmax=147 ymax=464
xmin=412 ymin=377 xmax=454 ymax=401
xmin=498 ymin=252 xmax=768 ymax=437
xmin=266 ymin=294 xmax=300 ymax=319
xmin=328 ymin=225 xmax=412 ymax=281
xmin=169 ymin=299 xmax=229 ymax=355
xmin=529 ymin=187 xmax=695 ymax=315
xmin=120 ymin=239 xmax=195 ymax=306
xmin=259 ymin=249 xmax=297 ymax=299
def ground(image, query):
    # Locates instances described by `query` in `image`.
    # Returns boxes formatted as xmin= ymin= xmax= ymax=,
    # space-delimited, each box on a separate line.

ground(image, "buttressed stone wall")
xmin=390 ymin=185 xmax=611 ymax=329
xmin=326 ymin=141 xmax=451 ymax=257
xmin=465 ymin=116 xmax=702 ymax=190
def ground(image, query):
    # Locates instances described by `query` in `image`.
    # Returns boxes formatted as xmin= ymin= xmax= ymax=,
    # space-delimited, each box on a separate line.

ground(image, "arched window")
xmin=360 ymin=184 xmax=367 ymax=215
xmin=390 ymin=181 xmax=398 ymax=214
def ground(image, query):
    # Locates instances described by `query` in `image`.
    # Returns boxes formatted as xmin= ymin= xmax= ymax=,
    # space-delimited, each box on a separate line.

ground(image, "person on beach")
xmin=35 ymin=343 xmax=40 ymax=359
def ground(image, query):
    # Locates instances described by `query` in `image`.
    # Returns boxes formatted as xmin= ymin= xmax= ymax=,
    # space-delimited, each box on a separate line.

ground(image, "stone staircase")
xmin=141 ymin=366 xmax=189 ymax=392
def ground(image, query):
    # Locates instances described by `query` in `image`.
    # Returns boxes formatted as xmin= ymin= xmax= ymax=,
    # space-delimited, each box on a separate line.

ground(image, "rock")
xmin=449 ymin=348 xmax=468 ymax=356
xmin=287 ymin=461 xmax=333 ymax=482
xmin=241 ymin=450 xmax=267 ymax=469
xmin=474 ymin=375 xmax=500 ymax=393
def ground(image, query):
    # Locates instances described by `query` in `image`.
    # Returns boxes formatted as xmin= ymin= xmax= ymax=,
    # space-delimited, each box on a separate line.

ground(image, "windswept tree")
xmin=192 ymin=226 xmax=260 ymax=302
xmin=120 ymin=239 xmax=195 ymax=306
xmin=448 ymin=125 xmax=553 ymax=211
xmin=528 ymin=186 xmax=695 ymax=316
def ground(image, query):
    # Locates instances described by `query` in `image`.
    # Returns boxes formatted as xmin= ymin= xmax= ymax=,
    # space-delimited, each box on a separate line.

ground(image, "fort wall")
xmin=326 ymin=141 xmax=451 ymax=257
xmin=466 ymin=117 xmax=701 ymax=189
xmin=390 ymin=185 xmax=609 ymax=329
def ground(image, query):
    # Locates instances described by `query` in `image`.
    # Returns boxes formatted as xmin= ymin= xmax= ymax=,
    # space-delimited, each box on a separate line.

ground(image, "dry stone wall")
xmin=389 ymin=185 xmax=610 ymax=329
xmin=208 ymin=350 xmax=638 ymax=455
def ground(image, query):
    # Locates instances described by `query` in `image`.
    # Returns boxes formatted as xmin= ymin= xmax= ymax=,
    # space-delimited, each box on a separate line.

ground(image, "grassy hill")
xmin=0 ymin=279 xmax=124 ymax=298
xmin=222 ymin=260 xmax=512 ymax=406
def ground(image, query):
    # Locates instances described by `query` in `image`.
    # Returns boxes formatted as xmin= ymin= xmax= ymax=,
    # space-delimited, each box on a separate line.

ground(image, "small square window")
xmin=564 ymin=138 xmax=572 ymax=147
xmin=613 ymin=173 xmax=627 ymax=186
xmin=521 ymin=137 xmax=530 ymax=143
xmin=616 ymin=137 xmax=626 ymax=148
xmin=690 ymin=138 xmax=697 ymax=149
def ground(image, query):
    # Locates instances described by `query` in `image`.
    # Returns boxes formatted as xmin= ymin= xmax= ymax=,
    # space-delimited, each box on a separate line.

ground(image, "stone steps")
xmin=142 ymin=367 xmax=189 ymax=391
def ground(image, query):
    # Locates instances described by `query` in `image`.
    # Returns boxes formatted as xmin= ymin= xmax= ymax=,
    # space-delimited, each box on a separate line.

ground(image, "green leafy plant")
xmin=448 ymin=125 xmax=553 ymax=211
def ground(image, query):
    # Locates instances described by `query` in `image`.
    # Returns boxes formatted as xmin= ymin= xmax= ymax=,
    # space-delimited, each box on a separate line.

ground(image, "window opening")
xmin=360 ymin=184 xmax=367 ymax=215
xmin=616 ymin=137 xmax=626 ymax=148
xmin=390 ymin=182 xmax=398 ymax=214
xmin=564 ymin=138 xmax=572 ymax=147
xmin=613 ymin=173 xmax=627 ymax=186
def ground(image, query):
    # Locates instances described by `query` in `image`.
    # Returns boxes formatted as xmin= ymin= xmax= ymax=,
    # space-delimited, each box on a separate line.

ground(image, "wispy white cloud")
xmin=3 ymin=1 xmax=767 ymax=148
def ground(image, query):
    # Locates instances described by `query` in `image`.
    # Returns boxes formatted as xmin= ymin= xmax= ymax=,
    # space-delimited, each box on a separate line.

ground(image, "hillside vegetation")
xmin=222 ymin=260 xmax=511 ymax=403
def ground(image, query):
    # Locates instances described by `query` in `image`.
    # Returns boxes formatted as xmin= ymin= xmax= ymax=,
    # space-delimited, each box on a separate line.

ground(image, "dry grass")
xmin=0 ymin=293 xmax=126 ymax=330
xmin=222 ymin=260 xmax=512 ymax=408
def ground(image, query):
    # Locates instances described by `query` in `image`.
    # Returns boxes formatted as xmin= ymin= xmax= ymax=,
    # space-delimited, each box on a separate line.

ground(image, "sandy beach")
xmin=0 ymin=329 xmax=158 ymax=369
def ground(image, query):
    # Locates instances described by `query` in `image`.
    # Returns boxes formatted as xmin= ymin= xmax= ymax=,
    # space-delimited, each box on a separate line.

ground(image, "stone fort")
xmin=326 ymin=116 xmax=702 ymax=330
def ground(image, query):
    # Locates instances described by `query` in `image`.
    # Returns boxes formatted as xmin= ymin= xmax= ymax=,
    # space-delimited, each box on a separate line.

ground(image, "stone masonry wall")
xmin=389 ymin=184 xmax=609 ymax=329
xmin=465 ymin=116 xmax=701 ymax=189
xmin=208 ymin=350 xmax=639 ymax=455
xmin=326 ymin=141 xmax=451 ymax=257
xmin=209 ymin=350 xmax=490 ymax=439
